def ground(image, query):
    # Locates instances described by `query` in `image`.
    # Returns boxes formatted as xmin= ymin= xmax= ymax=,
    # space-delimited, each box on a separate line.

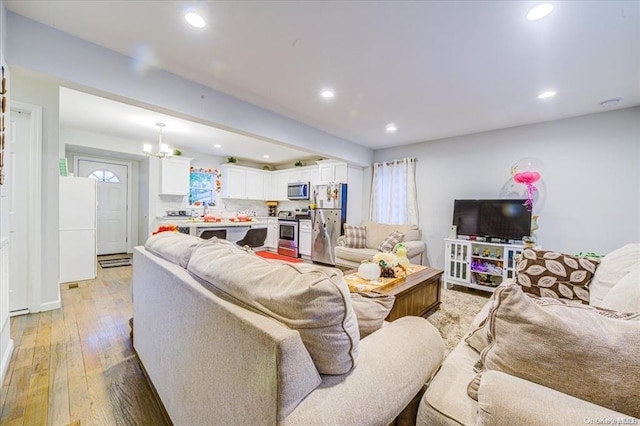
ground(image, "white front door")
xmin=8 ymin=110 xmax=29 ymax=312
xmin=78 ymin=160 xmax=128 ymax=255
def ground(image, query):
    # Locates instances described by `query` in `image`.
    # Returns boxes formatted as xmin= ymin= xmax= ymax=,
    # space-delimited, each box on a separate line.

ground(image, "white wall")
xmin=371 ymin=107 xmax=640 ymax=269
xmin=6 ymin=12 xmax=373 ymax=167
xmin=0 ymin=0 xmax=13 ymax=386
xmin=10 ymin=71 xmax=62 ymax=308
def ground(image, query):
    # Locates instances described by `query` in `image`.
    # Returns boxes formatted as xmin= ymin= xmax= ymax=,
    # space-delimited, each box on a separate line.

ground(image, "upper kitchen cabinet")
xmin=318 ymin=160 xmax=348 ymax=184
xmin=245 ymin=169 xmax=264 ymax=200
xmin=159 ymin=157 xmax=191 ymax=196
xmin=219 ymin=164 xmax=265 ymax=200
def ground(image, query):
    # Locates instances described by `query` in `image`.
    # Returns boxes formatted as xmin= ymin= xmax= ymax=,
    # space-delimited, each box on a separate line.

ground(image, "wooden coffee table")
xmin=345 ymin=266 xmax=444 ymax=321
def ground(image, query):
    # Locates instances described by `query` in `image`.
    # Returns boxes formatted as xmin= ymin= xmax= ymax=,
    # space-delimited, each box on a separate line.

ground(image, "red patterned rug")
xmin=256 ymin=251 xmax=303 ymax=263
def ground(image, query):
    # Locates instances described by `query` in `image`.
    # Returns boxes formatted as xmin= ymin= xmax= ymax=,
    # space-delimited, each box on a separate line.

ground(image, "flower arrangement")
xmin=372 ymin=252 xmax=406 ymax=278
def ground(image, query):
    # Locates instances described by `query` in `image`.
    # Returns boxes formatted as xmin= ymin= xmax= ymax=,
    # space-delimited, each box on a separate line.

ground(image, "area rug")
xmin=98 ymin=254 xmax=132 ymax=268
xmin=256 ymin=251 xmax=303 ymax=263
xmin=427 ymin=286 xmax=491 ymax=353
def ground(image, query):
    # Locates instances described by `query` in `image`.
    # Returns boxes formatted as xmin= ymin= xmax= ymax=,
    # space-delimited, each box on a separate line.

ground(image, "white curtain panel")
xmin=369 ymin=157 xmax=419 ymax=225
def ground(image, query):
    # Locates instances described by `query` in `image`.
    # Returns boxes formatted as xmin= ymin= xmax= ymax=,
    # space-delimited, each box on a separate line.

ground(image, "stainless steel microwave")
xmin=287 ymin=182 xmax=310 ymax=200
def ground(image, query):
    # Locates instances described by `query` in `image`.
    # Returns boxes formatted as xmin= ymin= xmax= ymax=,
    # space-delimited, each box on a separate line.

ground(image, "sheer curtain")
xmin=369 ymin=157 xmax=419 ymax=225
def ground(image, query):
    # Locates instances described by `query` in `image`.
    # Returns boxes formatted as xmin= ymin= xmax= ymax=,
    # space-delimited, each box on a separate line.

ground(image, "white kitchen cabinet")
xmin=289 ymin=167 xmax=311 ymax=184
xmin=317 ymin=160 xmax=348 ymax=184
xmin=245 ymin=169 xmax=264 ymax=200
xmin=298 ymin=219 xmax=312 ymax=257
xmin=266 ymin=218 xmax=279 ymax=249
xmin=159 ymin=157 xmax=191 ymax=195
xmin=220 ymin=164 xmax=265 ymax=200
xmin=309 ymin=167 xmax=320 ymax=189
xmin=272 ymin=171 xmax=290 ymax=201
xmin=262 ymin=173 xmax=273 ymax=200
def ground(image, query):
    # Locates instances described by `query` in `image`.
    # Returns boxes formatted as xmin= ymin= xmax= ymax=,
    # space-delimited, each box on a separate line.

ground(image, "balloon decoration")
xmin=511 ymin=158 xmax=542 ymax=211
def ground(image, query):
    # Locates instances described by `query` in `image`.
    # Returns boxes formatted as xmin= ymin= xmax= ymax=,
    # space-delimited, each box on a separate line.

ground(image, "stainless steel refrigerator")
xmin=311 ymin=183 xmax=347 ymax=265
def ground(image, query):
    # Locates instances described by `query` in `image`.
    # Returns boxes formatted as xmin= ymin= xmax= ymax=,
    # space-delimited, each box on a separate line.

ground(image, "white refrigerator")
xmin=59 ymin=176 xmax=97 ymax=283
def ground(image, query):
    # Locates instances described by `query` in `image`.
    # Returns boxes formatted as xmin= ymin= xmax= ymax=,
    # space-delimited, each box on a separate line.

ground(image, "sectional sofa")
xmin=132 ymin=232 xmax=445 ymax=425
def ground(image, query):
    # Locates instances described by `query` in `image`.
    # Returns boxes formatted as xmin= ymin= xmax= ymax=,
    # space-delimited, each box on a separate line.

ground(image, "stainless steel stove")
xmin=277 ymin=211 xmax=299 ymax=258
xmin=276 ymin=209 xmax=311 ymax=258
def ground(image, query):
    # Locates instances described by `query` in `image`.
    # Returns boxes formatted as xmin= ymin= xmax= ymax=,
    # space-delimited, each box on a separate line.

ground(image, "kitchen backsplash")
xmin=158 ymin=197 xmax=310 ymax=217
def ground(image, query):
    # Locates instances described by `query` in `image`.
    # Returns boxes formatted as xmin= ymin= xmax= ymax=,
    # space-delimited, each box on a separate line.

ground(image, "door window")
xmin=88 ymin=169 xmax=121 ymax=183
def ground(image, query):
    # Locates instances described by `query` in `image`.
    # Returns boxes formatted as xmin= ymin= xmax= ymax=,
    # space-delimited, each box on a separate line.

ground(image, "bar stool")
xmin=199 ymin=229 xmax=227 ymax=240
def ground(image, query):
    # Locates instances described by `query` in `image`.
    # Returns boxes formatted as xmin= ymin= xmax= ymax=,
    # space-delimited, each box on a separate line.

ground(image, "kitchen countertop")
xmin=158 ymin=217 xmax=267 ymax=227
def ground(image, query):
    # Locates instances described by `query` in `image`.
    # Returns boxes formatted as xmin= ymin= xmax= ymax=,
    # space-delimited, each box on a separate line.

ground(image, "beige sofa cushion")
xmin=334 ymin=246 xmax=381 ymax=264
xmin=187 ymin=239 xmax=360 ymax=375
xmin=476 ymin=371 xmax=633 ymax=426
xmin=144 ymin=232 xmax=204 ymax=268
xmin=590 ymin=243 xmax=640 ymax=306
xmin=418 ymin=340 xmax=479 ymax=426
xmin=472 ymin=283 xmax=640 ymax=418
xmin=350 ymin=292 xmax=395 ymax=338
xmin=362 ymin=221 xmax=419 ymax=249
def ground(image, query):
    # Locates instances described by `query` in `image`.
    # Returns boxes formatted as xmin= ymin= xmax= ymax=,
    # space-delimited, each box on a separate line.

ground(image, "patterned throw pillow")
xmin=378 ymin=231 xmax=404 ymax=253
xmin=515 ymin=248 xmax=599 ymax=304
xmin=343 ymin=224 xmax=367 ymax=248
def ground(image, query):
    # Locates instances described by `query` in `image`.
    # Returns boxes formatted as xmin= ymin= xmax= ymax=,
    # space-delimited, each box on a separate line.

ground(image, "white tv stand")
xmin=444 ymin=238 xmax=525 ymax=293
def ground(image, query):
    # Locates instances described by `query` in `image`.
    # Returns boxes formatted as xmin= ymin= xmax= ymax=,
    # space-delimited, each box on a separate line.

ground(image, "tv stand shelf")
xmin=444 ymin=238 xmax=525 ymax=293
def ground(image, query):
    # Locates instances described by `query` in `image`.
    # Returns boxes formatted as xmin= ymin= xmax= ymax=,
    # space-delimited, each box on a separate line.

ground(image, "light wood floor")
xmin=0 ymin=263 xmax=169 ymax=426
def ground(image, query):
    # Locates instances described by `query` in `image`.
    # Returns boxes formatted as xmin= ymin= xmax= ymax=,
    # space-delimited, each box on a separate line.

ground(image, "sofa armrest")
xmin=282 ymin=317 xmax=446 ymax=426
xmin=403 ymin=240 xmax=425 ymax=255
xmin=477 ymin=371 xmax=637 ymax=426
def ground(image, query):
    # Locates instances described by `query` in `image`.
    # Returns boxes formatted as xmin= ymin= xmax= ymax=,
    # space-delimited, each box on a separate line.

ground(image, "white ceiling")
xmin=7 ymin=1 xmax=640 ymax=159
xmin=59 ymin=87 xmax=321 ymax=165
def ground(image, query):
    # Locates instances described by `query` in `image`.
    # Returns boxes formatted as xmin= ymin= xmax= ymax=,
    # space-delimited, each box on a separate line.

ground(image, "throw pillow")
xmin=515 ymin=248 xmax=599 ymax=304
xmin=343 ymin=224 xmax=367 ymax=249
xmin=378 ymin=231 xmax=404 ymax=253
xmin=350 ymin=292 xmax=395 ymax=338
xmin=463 ymin=292 xmax=498 ymax=353
xmin=599 ymin=265 xmax=640 ymax=314
xmin=464 ymin=286 xmax=639 ymax=354
xmin=144 ymin=231 xmax=204 ymax=268
xmin=590 ymin=243 xmax=640 ymax=306
xmin=187 ymin=241 xmax=360 ymax=375
xmin=468 ymin=283 xmax=640 ymax=418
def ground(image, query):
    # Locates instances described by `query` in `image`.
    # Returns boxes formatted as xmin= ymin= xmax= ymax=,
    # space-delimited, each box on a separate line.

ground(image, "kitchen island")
xmin=157 ymin=217 xmax=268 ymax=243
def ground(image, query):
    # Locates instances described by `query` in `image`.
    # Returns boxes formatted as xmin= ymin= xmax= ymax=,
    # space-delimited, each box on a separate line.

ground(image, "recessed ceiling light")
xmin=263 ymin=154 xmax=270 ymax=159
xmin=527 ymin=3 xmax=554 ymax=21
xmin=320 ymin=90 xmax=335 ymax=99
xmin=185 ymin=12 xmax=206 ymax=28
xmin=213 ymin=144 xmax=221 ymax=148
xmin=537 ymin=90 xmax=556 ymax=99
xmin=385 ymin=123 xmax=397 ymax=133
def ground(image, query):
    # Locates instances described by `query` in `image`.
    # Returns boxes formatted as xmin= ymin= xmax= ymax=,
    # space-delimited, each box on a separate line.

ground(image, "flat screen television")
xmin=452 ymin=199 xmax=532 ymax=241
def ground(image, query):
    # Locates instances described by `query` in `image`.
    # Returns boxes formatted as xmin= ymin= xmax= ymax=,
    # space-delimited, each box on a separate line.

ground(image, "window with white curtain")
xmin=369 ymin=157 xmax=419 ymax=225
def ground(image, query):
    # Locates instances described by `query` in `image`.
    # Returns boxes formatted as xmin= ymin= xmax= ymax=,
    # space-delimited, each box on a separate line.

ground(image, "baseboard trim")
xmin=0 ymin=338 xmax=14 ymax=385
xmin=39 ymin=300 xmax=61 ymax=312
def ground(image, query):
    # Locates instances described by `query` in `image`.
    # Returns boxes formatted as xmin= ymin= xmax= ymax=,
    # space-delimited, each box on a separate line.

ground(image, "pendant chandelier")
xmin=143 ymin=122 xmax=173 ymax=158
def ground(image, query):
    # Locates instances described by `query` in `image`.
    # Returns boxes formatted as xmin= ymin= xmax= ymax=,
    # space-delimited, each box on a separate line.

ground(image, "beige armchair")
xmin=334 ymin=221 xmax=425 ymax=268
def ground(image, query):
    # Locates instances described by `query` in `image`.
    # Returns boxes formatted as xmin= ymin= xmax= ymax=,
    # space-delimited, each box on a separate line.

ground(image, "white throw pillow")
xmin=600 ymin=265 xmax=640 ymax=314
xmin=590 ymin=243 xmax=640 ymax=306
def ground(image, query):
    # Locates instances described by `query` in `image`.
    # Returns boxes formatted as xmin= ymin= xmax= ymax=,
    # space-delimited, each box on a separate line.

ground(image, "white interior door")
xmin=78 ymin=160 xmax=128 ymax=255
xmin=8 ymin=110 xmax=29 ymax=312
